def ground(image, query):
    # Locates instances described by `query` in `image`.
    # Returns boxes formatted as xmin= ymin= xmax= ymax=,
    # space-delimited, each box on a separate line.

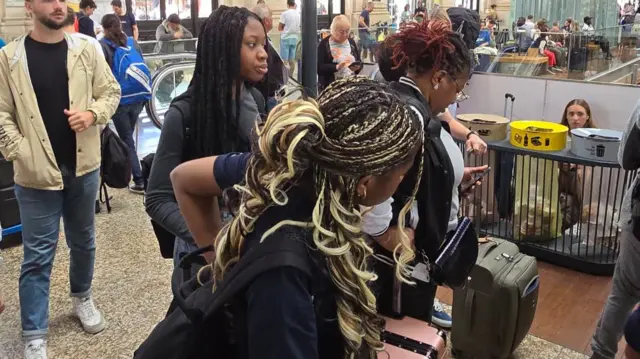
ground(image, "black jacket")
xmin=317 ymin=36 xmax=361 ymax=90
xmin=390 ymin=78 xmax=455 ymax=260
xmin=373 ymin=78 xmax=455 ymax=323
xmin=253 ymin=40 xmax=286 ymax=100
xmin=76 ymin=11 xmax=96 ymax=38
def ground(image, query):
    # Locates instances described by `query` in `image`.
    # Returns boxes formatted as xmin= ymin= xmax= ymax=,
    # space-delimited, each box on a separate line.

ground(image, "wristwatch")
xmin=466 ymin=130 xmax=479 ymax=140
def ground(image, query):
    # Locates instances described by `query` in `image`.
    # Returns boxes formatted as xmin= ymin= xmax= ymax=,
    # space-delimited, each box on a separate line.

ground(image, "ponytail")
xmin=101 ymin=14 xmax=128 ymax=47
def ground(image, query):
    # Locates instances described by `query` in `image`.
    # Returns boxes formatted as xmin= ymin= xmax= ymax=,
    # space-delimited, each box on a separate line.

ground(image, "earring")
xmin=357 ymin=188 xmax=367 ymax=199
xmin=434 ymin=83 xmax=439 ymax=90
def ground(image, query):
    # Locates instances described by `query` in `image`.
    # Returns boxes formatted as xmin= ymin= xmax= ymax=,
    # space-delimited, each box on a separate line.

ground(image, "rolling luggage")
xmin=451 ymin=238 xmax=539 ymax=359
xmin=378 ymin=277 xmax=447 ymax=359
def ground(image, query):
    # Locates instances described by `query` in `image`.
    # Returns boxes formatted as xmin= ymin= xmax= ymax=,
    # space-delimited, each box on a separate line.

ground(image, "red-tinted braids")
xmin=389 ymin=19 xmax=472 ymax=77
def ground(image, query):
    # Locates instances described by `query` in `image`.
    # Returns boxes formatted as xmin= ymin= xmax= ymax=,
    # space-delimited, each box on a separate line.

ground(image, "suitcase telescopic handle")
xmin=505 ymin=93 xmax=515 ymax=102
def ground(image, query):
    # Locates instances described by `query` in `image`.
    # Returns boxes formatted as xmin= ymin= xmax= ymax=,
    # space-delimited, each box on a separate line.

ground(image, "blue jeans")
xmin=280 ymin=37 xmax=298 ymax=61
xmin=15 ymin=167 xmax=100 ymax=340
xmin=112 ymin=103 xmax=144 ymax=185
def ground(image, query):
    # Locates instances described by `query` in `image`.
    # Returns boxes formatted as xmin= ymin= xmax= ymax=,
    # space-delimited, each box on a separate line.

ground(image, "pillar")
xmin=0 ymin=0 xmax=32 ymax=41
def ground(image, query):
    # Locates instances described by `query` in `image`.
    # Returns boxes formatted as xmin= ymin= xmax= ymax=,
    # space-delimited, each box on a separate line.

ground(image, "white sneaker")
xmin=24 ymin=339 xmax=47 ymax=359
xmin=72 ymin=296 xmax=106 ymax=334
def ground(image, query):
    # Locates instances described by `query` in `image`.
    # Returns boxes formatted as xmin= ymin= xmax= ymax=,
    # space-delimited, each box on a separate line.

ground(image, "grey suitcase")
xmin=451 ymin=238 xmax=539 ymax=359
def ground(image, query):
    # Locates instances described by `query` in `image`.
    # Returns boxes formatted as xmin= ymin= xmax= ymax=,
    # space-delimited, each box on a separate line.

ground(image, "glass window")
xmin=332 ymin=0 xmax=342 ymax=15
xmin=198 ymin=0 xmax=212 ymax=18
xmin=166 ymin=0 xmax=191 ymax=19
xmin=134 ymin=0 xmax=160 ymax=20
xmin=316 ymin=0 xmax=328 ymax=15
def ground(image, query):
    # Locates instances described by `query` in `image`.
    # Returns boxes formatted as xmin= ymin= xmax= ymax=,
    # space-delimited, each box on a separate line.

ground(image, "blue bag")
xmin=105 ymin=37 xmax=152 ymax=105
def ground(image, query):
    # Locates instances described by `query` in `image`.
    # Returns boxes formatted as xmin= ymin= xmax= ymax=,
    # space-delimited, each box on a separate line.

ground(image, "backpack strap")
xmin=174 ymin=229 xmax=312 ymax=324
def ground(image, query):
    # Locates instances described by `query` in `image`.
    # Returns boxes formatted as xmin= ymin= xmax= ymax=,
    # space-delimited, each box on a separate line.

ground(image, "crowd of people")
xmin=0 ymin=1 xmax=640 ymax=359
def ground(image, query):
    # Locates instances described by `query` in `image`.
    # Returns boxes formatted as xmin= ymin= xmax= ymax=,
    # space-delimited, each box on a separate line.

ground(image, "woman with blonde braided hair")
xmin=170 ymin=77 xmax=423 ymax=358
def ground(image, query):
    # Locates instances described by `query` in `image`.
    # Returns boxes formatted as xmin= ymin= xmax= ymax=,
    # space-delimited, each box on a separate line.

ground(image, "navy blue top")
xmin=213 ymin=152 xmax=343 ymax=359
xmin=118 ymin=13 xmax=137 ymax=38
xmin=626 ymin=307 xmax=640 ymax=352
xmin=360 ymin=10 xmax=370 ymax=34
xmin=213 ymin=152 xmax=251 ymax=190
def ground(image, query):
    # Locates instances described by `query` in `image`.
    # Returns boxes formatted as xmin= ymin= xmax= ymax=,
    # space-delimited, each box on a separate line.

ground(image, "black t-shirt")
xmin=118 ymin=12 xmax=137 ymax=37
xmin=359 ymin=10 xmax=370 ymax=34
xmin=212 ymin=153 xmax=345 ymax=359
xmin=24 ymin=36 xmax=76 ymax=174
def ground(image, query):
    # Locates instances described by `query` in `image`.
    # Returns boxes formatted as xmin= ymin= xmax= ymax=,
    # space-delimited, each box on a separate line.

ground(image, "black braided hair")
xmin=189 ymin=5 xmax=264 ymax=158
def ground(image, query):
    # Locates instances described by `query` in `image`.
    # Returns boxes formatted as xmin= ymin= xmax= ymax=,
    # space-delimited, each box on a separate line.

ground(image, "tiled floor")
xmin=0 ymin=188 xmax=595 ymax=359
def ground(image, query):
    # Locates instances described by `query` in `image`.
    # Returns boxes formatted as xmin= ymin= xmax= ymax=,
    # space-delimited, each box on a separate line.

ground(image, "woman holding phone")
xmin=317 ymin=15 xmax=363 ymax=91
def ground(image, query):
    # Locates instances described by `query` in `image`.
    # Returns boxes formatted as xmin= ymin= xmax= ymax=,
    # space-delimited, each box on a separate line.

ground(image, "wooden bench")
xmin=494 ymin=49 xmax=548 ymax=76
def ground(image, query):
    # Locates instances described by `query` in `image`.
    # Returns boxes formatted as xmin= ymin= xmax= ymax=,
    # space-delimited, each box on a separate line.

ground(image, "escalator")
xmin=145 ymin=62 xmax=196 ymax=128
xmin=145 ymin=60 xmax=302 ymax=129
xmin=586 ymin=56 xmax=640 ymax=85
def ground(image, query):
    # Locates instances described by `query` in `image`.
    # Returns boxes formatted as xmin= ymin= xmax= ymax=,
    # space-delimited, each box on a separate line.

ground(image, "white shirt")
xmin=582 ymin=24 xmax=595 ymax=36
xmin=279 ymin=9 xmax=300 ymax=40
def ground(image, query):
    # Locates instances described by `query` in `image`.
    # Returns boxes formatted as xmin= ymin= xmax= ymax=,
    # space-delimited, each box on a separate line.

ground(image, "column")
xmin=0 ymin=0 xmax=33 ymax=41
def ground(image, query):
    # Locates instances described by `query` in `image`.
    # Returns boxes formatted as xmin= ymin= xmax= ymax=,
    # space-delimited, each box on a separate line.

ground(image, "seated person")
xmin=531 ymin=23 xmax=561 ymax=74
xmin=558 ymin=99 xmax=595 ymax=231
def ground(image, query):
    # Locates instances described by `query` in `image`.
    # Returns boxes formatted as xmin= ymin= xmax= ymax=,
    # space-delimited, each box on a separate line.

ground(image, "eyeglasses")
xmin=447 ymin=73 xmax=470 ymax=103
xmin=335 ymin=29 xmax=350 ymax=35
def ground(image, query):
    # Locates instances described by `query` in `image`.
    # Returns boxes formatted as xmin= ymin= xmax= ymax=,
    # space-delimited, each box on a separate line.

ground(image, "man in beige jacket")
xmin=0 ymin=0 xmax=120 ymax=357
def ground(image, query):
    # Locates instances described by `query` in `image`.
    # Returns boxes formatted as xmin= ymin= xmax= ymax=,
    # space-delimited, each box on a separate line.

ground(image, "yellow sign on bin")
xmin=509 ymin=121 xmax=568 ymax=152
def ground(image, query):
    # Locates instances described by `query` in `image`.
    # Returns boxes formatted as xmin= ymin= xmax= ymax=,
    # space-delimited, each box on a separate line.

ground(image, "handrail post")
xmin=301 ymin=0 xmax=317 ymax=97
xmin=632 ymin=64 xmax=639 ymax=84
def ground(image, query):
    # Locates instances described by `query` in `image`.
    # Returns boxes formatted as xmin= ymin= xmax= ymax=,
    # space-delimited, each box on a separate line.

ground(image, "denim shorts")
xmin=280 ymin=37 xmax=298 ymax=61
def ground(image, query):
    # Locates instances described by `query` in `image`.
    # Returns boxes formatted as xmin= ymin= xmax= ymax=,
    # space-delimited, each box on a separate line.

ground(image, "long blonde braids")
xmin=212 ymin=77 xmax=423 ymax=358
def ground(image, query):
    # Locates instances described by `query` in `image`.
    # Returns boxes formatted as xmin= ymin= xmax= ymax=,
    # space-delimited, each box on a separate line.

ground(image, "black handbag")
xmin=430 ymin=217 xmax=478 ymax=289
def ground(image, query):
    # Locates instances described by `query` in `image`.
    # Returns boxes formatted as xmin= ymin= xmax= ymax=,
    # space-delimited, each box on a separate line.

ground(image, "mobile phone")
xmin=349 ymin=61 xmax=363 ymax=69
xmin=461 ymin=167 xmax=491 ymax=192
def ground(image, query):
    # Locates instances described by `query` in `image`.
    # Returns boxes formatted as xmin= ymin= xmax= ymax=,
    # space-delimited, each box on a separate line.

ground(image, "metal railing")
xmin=460 ymin=139 xmax=630 ymax=276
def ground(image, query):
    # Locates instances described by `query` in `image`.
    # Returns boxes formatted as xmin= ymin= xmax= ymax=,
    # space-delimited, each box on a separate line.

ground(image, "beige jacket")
xmin=0 ymin=33 xmax=121 ymax=190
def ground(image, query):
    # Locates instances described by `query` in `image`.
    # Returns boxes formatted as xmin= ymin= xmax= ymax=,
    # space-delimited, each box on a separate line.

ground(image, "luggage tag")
xmin=411 ymin=262 xmax=431 ymax=283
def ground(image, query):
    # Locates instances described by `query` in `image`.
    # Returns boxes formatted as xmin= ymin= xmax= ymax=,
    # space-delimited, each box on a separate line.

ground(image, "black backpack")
xmin=133 ymin=228 xmax=312 ymax=359
xmin=143 ymin=86 xmax=267 ymax=259
xmin=446 ymin=7 xmax=481 ymax=51
xmin=99 ymin=126 xmax=132 ymax=212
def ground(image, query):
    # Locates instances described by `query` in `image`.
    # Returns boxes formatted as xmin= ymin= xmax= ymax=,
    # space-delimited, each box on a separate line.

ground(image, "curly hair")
xmin=212 ymin=77 xmax=423 ymax=358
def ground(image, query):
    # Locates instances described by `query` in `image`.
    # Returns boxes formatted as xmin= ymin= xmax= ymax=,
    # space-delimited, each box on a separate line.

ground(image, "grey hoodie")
xmin=154 ymin=20 xmax=193 ymax=53
xmin=617 ymin=99 xmax=640 ymax=231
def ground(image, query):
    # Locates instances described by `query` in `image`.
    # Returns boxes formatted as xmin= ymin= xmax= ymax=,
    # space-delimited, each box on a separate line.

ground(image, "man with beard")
xmin=0 ymin=1 xmax=120 ymax=358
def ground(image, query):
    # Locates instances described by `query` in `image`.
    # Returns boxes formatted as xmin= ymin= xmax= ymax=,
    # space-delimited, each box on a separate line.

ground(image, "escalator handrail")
xmin=145 ymin=52 xmax=197 ymax=62
xmin=147 ymin=61 xmax=309 ymax=129
xmin=146 ymin=61 xmax=196 ymax=129
xmin=586 ymin=56 xmax=640 ymax=83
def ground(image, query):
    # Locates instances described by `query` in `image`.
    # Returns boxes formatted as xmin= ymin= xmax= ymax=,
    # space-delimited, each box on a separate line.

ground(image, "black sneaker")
xmin=129 ymin=183 xmax=145 ymax=195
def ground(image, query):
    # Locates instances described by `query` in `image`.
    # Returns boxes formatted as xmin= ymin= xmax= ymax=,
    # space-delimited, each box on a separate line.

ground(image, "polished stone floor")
xmin=0 ymin=187 xmax=589 ymax=359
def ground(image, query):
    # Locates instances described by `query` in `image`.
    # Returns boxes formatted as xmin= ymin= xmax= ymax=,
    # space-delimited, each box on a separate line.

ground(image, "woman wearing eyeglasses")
xmin=317 ymin=15 xmax=362 ymax=91
xmin=363 ymin=19 xmax=487 ymax=330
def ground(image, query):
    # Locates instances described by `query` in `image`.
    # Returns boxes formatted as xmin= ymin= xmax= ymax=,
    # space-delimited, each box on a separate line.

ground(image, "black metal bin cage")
xmin=459 ymin=140 xmax=634 ymax=276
